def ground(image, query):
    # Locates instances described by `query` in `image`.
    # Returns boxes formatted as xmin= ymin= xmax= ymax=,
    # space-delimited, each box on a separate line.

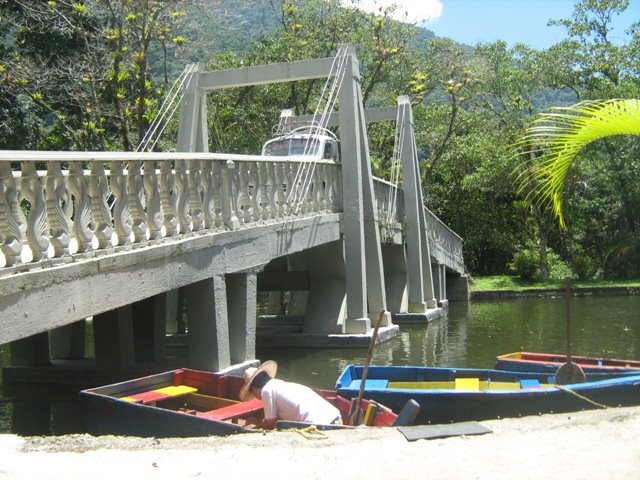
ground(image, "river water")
xmin=1 ymin=295 xmax=639 ymax=434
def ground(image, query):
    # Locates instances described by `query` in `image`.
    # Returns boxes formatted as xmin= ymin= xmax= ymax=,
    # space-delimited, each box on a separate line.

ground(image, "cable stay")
xmin=285 ymin=45 xmax=349 ymax=215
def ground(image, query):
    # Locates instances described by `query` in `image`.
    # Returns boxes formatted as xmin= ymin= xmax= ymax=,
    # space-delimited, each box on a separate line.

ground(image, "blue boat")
xmin=335 ymin=365 xmax=640 ymax=424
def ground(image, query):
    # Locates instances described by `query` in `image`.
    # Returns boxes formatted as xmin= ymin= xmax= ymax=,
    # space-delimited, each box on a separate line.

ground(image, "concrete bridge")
xmin=0 ymin=47 xmax=466 ymax=380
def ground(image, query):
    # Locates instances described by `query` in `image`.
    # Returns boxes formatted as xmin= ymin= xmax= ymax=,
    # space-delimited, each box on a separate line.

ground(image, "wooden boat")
xmin=335 ymin=364 xmax=640 ymax=425
xmin=495 ymin=351 xmax=640 ymax=375
xmin=80 ymin=368 xmax=405 ymax=437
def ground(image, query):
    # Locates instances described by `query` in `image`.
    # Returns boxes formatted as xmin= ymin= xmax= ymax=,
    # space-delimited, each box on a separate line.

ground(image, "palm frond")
xmin=515 ymin=99 xmax=640 ymax=227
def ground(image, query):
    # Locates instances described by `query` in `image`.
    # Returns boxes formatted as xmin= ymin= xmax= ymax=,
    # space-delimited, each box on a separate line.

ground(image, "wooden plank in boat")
xmin=198 ymin=398 xmax=264 ymax=421
xmin=455 ymin=378 xmax=480 ymax=390
xmin=387 ymin=381 xmax=523 ymax=390
xmin=121 ymin=385 xmax=198 ymax=404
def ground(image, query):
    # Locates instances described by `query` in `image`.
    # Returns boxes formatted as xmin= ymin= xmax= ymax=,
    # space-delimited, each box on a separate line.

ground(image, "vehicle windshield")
xmin=263 ymin=137 xmax=321 ymax=157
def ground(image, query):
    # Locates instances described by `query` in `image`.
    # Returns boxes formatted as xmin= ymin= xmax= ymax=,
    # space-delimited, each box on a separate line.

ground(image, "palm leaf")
xmin=516 ymin=99 xmax=640 ymax=227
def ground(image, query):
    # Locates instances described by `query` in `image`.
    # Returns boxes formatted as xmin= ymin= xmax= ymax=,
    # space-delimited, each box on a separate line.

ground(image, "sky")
xmin=348 ymin=0 xmax=639 ymax=50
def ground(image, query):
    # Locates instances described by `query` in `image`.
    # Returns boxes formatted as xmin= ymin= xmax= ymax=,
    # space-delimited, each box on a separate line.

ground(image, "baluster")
xmin=110 ymin=160 xmax=131 ymax=246
xmin=313 ymin=164 xmax=326 ymax=212
xmin=174 ymin=159 xmax=191 ymax=234
xmin=265 ymin=161 xmax=277 ymax=221
xmin=21 ymin=162 xmax=49 ymax=261
xmin=143 ymin=160 xmax=163 ymax=240
xmin=238 ymin=161 xmax=252 ymax=224
xmin=0 ymin=163 xmax=23 ymax=266
xmin=320 ymin=164 xmax=331 ymax=211
xmin=127 ymin=160 xmax=148 ymax=243
xmin=333 ymin=165 xmax=343 ymax=211
xmin=159 ymin=161 xmax=178 ymax=236
xmin=211 ymin=161 xmax=223 ymax=228
xmin=188 ymin=158 xmax=204 ymax=231
xmin=201 ymin=159 xmax=215 ymax=229
xmin=220 ymin=160 xmax=240 ymax=230
xmin=44 ymin=161 xmax=71 ymax=257
xmin=88 ymin=161 xmax=113 ymax=250
xmin=275 ymin=161 xmax=287 ymax=218
xmin=249 ymin=162 xmax=261 ymax=222
xmin=68 ymin=161 xmax=94 ymax=253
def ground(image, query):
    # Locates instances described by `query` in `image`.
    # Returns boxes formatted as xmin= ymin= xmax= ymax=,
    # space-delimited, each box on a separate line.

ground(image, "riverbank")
xmin=1 ymin=405 xmax=639 ymax=479
xmin=471 ymin=285 xmax=640 ymax=300
xmin=469 ymin=276 xmax=640 ymax=300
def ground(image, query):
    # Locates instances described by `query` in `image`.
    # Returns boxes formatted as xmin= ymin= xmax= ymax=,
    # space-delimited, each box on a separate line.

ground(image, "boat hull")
xmin=496 ymin=352 xmax=640 ymax=375
xmin=335 ymin=365 xmax=640 ymax=424
xmin=81 ymin=368 xmax=401 ymax=437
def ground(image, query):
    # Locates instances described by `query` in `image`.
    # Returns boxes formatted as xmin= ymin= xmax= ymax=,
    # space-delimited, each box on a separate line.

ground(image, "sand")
xmin=1 ymin=405 xmax=639 ymax=480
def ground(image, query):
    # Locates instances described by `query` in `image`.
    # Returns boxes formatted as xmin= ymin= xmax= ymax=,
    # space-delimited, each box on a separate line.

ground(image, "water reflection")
xmin=1 ymin=295 xmax=639 ymax=434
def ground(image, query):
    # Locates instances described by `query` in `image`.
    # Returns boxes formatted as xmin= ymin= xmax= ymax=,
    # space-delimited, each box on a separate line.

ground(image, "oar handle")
xmin=351 ymin=309 xmax=386 ymax=423
xmin=565 ymin=278 xmax=572 ymax=362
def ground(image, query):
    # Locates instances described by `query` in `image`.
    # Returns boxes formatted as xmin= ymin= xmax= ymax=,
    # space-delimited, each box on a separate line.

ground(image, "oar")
xmin=350 ymin=309 xmax=386 ymax=425
xmin=555 ymin=278 xmax=586 ymax=385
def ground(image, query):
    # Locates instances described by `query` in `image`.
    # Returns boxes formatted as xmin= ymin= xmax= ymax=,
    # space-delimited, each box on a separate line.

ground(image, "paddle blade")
xmin=556 ymin=361 xmax=586 ymax=385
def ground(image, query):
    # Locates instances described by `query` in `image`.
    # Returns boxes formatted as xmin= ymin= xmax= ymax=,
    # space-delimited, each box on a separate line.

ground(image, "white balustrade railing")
xmin=373 ymin=178 xmax=464 ymax=272
xmin=0 ymin=151 xmax=342 ymax=271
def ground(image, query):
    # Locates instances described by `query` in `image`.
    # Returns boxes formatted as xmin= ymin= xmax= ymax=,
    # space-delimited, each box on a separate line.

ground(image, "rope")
xmin=554 ymin=384 xmax=609 ymax=409
xmin=280 ymin=425 xmax=329 ymax=440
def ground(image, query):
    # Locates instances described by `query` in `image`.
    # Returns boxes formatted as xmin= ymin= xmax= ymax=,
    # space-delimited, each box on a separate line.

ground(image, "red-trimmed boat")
xmin=80 ymin=368 xmax=409 ymax=437
xmin=495 ymin=352 xmax=640 ymax=375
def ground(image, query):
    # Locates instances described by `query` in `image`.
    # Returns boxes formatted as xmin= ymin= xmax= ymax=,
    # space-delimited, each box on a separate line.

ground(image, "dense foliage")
xmin=1 ymin=0 xmax=638 ymax=279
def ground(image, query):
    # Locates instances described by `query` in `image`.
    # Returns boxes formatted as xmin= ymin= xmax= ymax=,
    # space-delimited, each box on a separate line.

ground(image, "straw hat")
xmin=239 ymin=360 xmax=278 ymax=401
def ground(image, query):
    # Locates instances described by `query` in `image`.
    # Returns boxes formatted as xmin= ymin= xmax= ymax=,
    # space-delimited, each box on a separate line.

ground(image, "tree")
xmin=516 ymin=99 xmax=640 ymax=278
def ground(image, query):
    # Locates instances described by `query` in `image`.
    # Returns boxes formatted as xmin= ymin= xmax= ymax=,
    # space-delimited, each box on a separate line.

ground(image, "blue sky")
xmin=350 ymin=0 xmax=638 ymax=50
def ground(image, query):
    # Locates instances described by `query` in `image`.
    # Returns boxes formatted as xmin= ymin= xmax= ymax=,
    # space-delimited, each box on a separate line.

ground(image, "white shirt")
xmin=261 ymin=378 xmax=341 ymax=424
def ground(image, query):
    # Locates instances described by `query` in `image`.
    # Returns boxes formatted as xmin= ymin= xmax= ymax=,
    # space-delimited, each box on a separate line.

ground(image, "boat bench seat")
xmin=198 ymin=398 xmax=264 ymax=421
xmin=519 ymin=379 xmax=541 ymax=389
xmin=121 ymin=385 xmax=198 ymax=404
xmin=348 ymin=379 xmax=389 ymax=390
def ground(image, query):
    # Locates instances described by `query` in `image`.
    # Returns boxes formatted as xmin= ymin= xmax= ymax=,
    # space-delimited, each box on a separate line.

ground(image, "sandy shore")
xmin=1 ymin=405 xmax=639 ymax=480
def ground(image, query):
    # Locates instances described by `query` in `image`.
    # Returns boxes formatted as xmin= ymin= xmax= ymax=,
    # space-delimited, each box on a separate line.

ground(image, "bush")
xmin=547 ymin=250 xmax=573 ymax=280
xmin=572 ymin=255 xmax=593 ymax=280
xmin=508 ymin=249 xmax=540 ymax=281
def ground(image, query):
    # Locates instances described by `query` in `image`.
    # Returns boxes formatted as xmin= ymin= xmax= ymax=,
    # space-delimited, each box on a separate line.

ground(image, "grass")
xmin=469 ymin=275 xmax=640 ymax=292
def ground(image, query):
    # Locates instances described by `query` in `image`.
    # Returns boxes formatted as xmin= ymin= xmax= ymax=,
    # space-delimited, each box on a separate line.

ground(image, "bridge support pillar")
xmin=290 ymin=242 xmax=348 ymax=334
xmin=432 ymin=263 xmax=448 ymax=307
xmin=226 ymin=272 xmax=257 ymax=364
xmin=132 ymin=294 xmax=167 ymax=362
xmin=382 ymin=244 xmax=408 ymax=315
xmin=448 ymin=273 xmax=470 ymax=301
xmin=93 ymin=306 xmax=135 ymax=369
xmin=186 ymin=275 xmax=231 ymax=371
xmin=50 ymin=321 xmax=86 ymax=360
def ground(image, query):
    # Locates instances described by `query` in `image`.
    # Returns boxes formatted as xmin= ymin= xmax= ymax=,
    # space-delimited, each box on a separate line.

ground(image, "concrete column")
xmin=398 ymin=96 xmax=436 ymax=310
xmin=381 ymin=244 xmax=408 ymax=315
xmin=164 ymin=288 xmax=181 ymax=334
xmin=448 ymin=273 xmax=470 ymax=301
xmin=439 ymin=264 xmax=448 ymax=306
xmin=300 ymin=241 xmax=347 ymax=334
xmin=338 ymin=48 xmax=369 ymax=334
xmin=93 ymin=306 xmax=135 ymax=370
xmin=186 ymin=275 xmax=231 ymax=371
xmin=132 ymin=294 xmax=167 ymax=362
xmin=177 ymin=63 xmax=208 ymax=153
xmin=226 ymin=272 xmax=257 ymax=364
xmin=432 ymin=262 xmax=442 ymax=303
xmin=50 ymin=320 xmax=86 ymax=360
